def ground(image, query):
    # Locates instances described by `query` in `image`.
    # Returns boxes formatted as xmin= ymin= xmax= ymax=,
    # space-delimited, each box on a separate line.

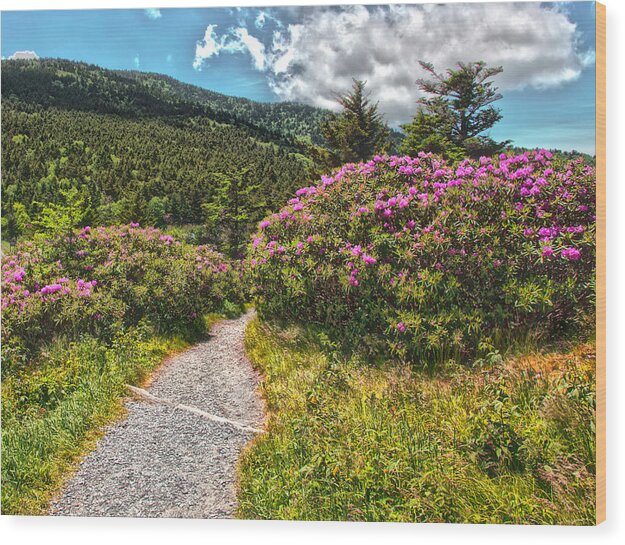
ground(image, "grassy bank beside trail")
xmin=1 ymin=315 xmax=225 ymax=515
xmin=238 ymin=318 xmax=596 ymax=524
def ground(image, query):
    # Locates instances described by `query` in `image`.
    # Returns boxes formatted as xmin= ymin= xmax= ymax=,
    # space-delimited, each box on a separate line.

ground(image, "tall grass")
xmin=238 ymin=318 xmax=596 ymax=524
xmin=0 ymin=323 xmax=203 ymax=515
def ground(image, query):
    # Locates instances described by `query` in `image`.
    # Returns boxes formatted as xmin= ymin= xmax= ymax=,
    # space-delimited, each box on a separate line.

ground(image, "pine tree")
xmin=401 ymin=61 xmax=509 ymax=159
xmin=320 ymin=79 xmax=390 ymax=166
xmin=203 ymin=169 xmax=265 ymax=257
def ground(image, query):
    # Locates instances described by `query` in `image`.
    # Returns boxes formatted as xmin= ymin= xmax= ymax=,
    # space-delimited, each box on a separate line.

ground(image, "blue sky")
xmin=1 ymin=2 xmax=597 ymax=153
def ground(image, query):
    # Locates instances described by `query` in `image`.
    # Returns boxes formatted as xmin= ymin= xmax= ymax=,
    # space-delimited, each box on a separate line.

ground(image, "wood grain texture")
xmin=595 ymin=0 xmax=606 ymax=526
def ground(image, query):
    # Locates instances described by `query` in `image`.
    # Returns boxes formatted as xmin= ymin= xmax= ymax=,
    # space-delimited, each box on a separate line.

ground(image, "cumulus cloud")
xmin=266 ymin=4 xmax=592 ymax=125
xmin=145 ymin=8 xmax=161 ymax=20
xmin=9 ymin=50 xmax=39 ymax=60
xmin=196 ymin=4 xmax=592 ymax=126
xmin=230 ymin=28 xmax=266 ymax=70
xmin=193 ymin=24 xmax=221 ymax=70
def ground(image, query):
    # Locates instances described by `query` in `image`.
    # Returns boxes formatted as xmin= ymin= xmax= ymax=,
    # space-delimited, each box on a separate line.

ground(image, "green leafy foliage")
xmin=202 ymin=169 xmax=266 ymax=257
xmin=238 ymin=319 xmax=595 ymax=524
xmin=248 ymin=151 xmax=596 ymax=366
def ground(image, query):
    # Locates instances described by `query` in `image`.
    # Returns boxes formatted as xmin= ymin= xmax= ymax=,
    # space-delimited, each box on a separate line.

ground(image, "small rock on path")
xmin=50 ymin=310 xmax=265 ymax=518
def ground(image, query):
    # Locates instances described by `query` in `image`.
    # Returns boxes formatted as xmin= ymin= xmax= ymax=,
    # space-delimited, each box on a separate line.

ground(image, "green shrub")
xmin=248 ymin=151 xmax=596 ymax=366
xmin=1 ymin=224 xmax=244 ymax=371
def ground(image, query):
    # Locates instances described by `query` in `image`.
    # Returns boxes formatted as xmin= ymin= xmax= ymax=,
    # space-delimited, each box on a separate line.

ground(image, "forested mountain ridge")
xmin=1 ymin=58 xmax=331 ymax=249
xmin=118 ymin=69 xmax=331 ymax=146
xmin=1 ymin=59 xmax=331 ymax=147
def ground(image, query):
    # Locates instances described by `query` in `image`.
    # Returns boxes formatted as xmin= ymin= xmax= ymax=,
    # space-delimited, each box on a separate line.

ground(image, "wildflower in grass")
xmin=259 ymin=220 xmax=271 ymax=230
xmin=542 ymin=246 xmax=554 ymax=258
xmin=396 ymin=322 xmax=406 ymax=333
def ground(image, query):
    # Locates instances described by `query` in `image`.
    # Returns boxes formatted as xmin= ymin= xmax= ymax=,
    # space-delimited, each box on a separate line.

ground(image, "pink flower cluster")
xmin=248 ymin=149 xmax=596 ymax=360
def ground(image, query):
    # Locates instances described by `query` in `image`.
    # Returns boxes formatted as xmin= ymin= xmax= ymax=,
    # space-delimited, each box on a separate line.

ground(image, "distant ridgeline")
xmin=1 ymin=58 xmax=334 ymax=244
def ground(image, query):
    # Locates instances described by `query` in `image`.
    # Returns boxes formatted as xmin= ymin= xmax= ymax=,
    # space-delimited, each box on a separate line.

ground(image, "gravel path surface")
xmin=50 ymin=310 xmax=265 ymax=518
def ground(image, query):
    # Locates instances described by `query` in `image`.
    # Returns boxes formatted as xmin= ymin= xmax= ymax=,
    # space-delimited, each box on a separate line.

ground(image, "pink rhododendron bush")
xmin=1 ymin=225 xmax=244 ymax=370
xmin=247 ymin=151 xmax=596 ymax=364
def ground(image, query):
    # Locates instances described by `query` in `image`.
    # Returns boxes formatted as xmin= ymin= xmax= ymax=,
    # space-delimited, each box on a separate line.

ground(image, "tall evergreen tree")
xmin=320 ymin=79 xmax=390 ymax=166
xmin=202 ymin=169 xmax=265 ymax=257
xmin=401 ymin=61 xmax=508 ymax=159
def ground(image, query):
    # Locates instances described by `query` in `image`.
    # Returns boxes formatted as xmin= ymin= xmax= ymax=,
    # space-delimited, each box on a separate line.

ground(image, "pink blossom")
xmin=561 ymin=247 xmax=581 ymax=261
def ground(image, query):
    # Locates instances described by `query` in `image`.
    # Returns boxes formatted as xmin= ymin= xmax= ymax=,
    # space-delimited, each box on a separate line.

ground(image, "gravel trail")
xmin=50 ymin=310 xmax=265 ymax=518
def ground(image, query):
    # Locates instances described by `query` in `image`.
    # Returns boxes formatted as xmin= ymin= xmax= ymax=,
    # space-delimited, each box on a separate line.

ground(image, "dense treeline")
xmin=1 ymin=59 xmax=325 ymax=251
xmin=2 ymin=59 xmax=331 ymax=147
xmin=120 ymin=69 xmax=332 ymax=146
xmin=2 ymin=104 xmax=309 ymax=242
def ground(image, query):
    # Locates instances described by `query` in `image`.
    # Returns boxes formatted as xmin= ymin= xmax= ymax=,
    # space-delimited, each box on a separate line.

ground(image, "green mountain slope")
xmin=1 ymin=59 xmax=327 ymax=248
xmin=2 ymin=58 xmax=330 ymax=146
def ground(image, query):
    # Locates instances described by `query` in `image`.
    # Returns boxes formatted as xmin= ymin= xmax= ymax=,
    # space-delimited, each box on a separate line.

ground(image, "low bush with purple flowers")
xmin=1 ymin=224 xmax=245 ymax=373
xmin=248 ymin=150 xmax=595 ymax=365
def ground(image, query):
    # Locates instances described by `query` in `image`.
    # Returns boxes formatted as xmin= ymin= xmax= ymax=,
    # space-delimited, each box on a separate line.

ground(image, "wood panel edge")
xmin=595 ymin=0 xmax=606 ymax=527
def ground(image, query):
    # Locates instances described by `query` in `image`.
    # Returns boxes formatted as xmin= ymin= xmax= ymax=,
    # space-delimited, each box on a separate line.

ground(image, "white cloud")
xmin=269 ymin=4 xmax=590 ymax=125
xmin=230 ymin=28 xmax=266 ymax=70
xmin=193 ymin=24 xmax=266 ymax=71
xmin=166 ymin=53 xmax=173 ymax=63
xmin=193 ymin=24 xmax=221 ymax=70
xmin=145 ymin=8 xmax=161 ymax=20
xmin=133 ymin=54 xmax=140 ymax=69
xmin=192 ymin=4 xmax=591 ymax=125
xmin=9 ymin=50 xmax=39 ymax=60
xmin=255 ymin=11 xmax=266 ymax=29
